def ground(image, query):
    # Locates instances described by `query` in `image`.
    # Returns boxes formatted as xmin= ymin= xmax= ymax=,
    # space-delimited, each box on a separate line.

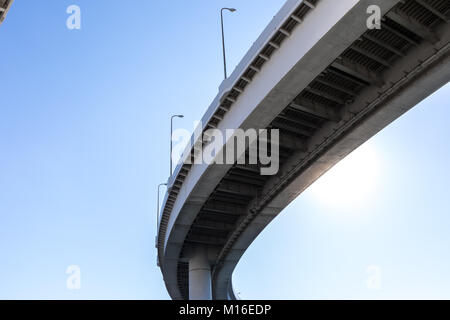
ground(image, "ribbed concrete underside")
xmin=158 ymin=0 xmax=450 ymax=300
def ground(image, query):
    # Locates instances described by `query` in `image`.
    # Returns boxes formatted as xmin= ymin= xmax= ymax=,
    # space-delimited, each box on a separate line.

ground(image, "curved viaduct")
xmin=157 ymin=0 xmax=450 ymax=300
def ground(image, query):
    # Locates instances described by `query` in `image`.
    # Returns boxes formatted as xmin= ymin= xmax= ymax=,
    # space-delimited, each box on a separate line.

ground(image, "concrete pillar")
xmin=188 ymin=247 xmax=212 ymax=300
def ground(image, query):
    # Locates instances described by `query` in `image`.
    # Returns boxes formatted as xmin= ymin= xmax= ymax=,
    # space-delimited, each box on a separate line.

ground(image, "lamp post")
xmin=170 ymin=115 xmax=184 ymax=177
xmin=221 ymin=8 xmax=237 ymax=80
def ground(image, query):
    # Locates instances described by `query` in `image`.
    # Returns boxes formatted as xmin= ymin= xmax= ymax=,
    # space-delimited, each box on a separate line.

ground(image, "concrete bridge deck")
xmin=0 ymin=0 xmax=13 ymax=26
xmin=157 ymin=0 xmax=450 ymax=300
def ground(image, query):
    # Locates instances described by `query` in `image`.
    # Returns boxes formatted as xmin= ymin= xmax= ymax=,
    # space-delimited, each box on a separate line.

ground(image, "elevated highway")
xmin=0 ymin=0 xmax=13 ymax=26
xmin=157 ymin=0 xmax=450 ymax=300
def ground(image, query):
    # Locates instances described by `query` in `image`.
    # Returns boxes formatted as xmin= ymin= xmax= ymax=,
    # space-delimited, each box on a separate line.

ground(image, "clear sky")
xmin=0 ymin=1 xmax=449 ymax=300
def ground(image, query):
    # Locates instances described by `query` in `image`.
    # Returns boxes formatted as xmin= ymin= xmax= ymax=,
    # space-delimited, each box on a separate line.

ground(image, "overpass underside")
xmin=159 ymin=0 xmax=450 ymax=300
xmin=0 ymin=0 xmax=13 ymax=25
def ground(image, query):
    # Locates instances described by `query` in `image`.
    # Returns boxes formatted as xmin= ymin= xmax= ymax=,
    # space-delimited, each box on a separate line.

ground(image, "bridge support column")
xmin=188 ymin=247 xmax=212 ymax=300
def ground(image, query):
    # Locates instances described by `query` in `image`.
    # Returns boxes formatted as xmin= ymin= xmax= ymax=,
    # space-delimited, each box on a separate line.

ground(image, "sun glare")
xmin=308 ymin=142 xmax=380 ymax=209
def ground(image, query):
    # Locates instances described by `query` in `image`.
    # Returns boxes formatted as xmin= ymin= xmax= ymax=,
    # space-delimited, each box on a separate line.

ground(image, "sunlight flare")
xmin=308 ymin=142 xmax=380 ymax=209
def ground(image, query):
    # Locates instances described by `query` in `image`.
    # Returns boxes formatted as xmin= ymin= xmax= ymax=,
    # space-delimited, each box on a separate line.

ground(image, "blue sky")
xmin=0 ymin=1 xmax=449 ymax=299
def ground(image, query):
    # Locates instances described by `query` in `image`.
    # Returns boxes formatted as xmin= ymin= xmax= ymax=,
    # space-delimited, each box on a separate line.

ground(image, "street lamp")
xmin=221 ymin=7 xmax=237 ymax=80
xmin=170 ymin=114 xmax=184 ymax=177
xmin=156 ymin=183 xmax=167 ymax=231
